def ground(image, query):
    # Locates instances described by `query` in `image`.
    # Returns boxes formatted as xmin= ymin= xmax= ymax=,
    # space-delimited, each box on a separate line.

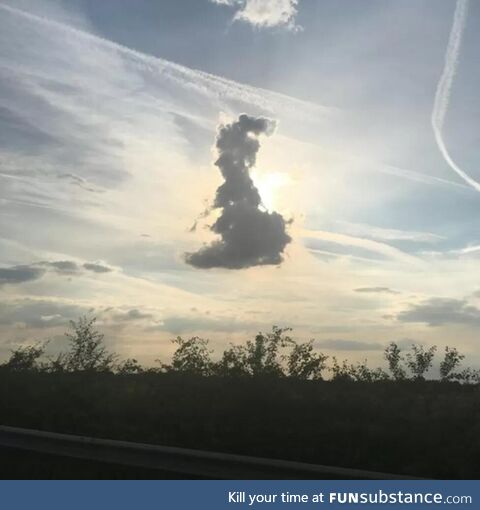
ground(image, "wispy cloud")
xmin=303 ymin=229 xmax=421 ymax=265
xmin=0 ymin=3 xmax=327 ymax=121
xmin=336 ymin=221 xmax=444 ymax=244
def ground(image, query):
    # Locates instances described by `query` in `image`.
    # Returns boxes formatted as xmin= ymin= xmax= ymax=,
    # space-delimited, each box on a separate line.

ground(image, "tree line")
xmin=1 ymin=316 xmax=479 ymax=383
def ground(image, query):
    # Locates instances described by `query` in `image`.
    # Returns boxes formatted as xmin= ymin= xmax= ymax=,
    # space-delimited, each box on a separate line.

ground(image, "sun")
xmin=251 ymin=171 xmax=290 ymax=211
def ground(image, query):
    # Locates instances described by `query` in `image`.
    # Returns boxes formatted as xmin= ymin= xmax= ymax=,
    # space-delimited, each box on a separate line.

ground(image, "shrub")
xmin=286 ymin=340 xmax=328 ymax=380
xmin=406 ymin=345 xmax=437 ymax=381
xmin=1 ymin=343 xmax=46 ymax=371
xmin=161 ymin=336 xmax=213 ymax=375
xmin=64 ymin=316 xmax=117 ymax=372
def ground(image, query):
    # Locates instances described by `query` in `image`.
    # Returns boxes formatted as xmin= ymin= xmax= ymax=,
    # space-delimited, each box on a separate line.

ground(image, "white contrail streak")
xmin=431 ymin=0 xmax=480 ymax=192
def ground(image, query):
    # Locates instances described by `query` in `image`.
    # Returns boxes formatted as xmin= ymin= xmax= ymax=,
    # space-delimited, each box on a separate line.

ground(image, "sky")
xmin=0 ymin=0 xmax=479 ymax=368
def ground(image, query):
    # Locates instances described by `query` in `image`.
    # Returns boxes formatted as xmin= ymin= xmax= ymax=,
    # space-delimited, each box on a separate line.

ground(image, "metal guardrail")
xmin=0 ymin=425 xmax=423 ymax=479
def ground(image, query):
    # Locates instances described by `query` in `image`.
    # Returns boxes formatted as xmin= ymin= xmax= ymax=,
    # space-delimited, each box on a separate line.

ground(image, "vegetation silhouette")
xmin=1 ymin=315 xmax=480 ymax=479
xmin=2 ymin=316 xmax=477 ymax=383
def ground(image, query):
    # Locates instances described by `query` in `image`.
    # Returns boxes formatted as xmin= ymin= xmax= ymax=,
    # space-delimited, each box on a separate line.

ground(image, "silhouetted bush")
xmin=2 ymin=343 xmax=45 ymax=372
xmin=160 ymin=336 xmax=213 ymax=375
xmin=286 ymin=340 xmax=328 ymax=380
xmin=63 ymin=316 xmax=117 ymax=372
xmin=384 ymin=342 xmax=407 ymax=380
xmin=406 ymin=344 xmax=437 ymax=381
xmin=440 ymin=346 xmax=464 ymax=381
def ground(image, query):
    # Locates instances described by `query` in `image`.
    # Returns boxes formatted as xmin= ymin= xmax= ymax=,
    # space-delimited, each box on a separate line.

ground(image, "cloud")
xmin=185 ymin=114 xmax=291 ymax=269
xmin=336 ymin=221 xmax=444 ymax=244
xmin=397 ymin=298 xmax=480 ymax=327
xmin=0 ymin=3 xmax=329 ymax=123
xmin=0 ymin=264 xmax=45 ymax=285
xmin=235 ymin=0 xmax=300 ymax=30
xmin=57 ymin=173 xmax=102 ymax=193
xmin=40 ymin=260 xmax=80 ymax=275
xmin=315 ymin=339 xmax=385 ymax=351
xmin=0 ymin=299 xmax=91 ymax=328
xmin=0 ymin=260 xmax=113 ymax=284
xmin=153 ymin=314 xmax=259 ymax=334
xmin=378 ymin=163 xmax=471 ymax=191
xmin=306 ymin=238 xmax=387 ymax=262
xmin=447 ymin=245 xmax=480 ymax=258
xmin=395 ymin=338 xmax=426 ymax=349
xmin=113 ymin=309 xmax=152 ymax=322
xmin=41 ymin=260 xmax=113 ymax=275
xmin=303 ymin=229 xmax=420 ymax=265
xmin=210 ymin=0 xmax=300 ymax=30
xmin=354 ymin=287 xmax=400 ymax=295
xmin=83 ymin=262 xmax=113 ymax=273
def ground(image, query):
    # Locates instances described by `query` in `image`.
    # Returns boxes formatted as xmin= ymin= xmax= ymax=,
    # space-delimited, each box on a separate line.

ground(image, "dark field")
xmin=0 ymin=447 xmax=180 ymax=479
xmin=1 ymin=371 xmax=479 ymax=479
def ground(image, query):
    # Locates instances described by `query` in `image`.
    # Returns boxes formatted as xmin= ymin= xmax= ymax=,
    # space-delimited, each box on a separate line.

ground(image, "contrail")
xmin=431 ymin=0 xmax=480 ymax=192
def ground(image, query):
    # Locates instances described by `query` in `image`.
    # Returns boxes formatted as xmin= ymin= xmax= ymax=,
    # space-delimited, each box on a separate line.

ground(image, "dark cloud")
xmin=0 ymin=260 xmax=113 ymax=284
xmin=40 ymin=260 xmax=80 ymax=275
xmin=315 ymin=339 xmax=385 ymax=351
xmin=113 ymin=309 xmax=152 ymax=322
xmin=185 ymin=114 xmax=291 ymax=269
xmin=0 ymin=299 xmax=90 ymax=328
xmin=42 ymin=260 xmax=112 ymax=275
xmin=152 ymin=315 xmax=260 ymax=335
xmin=397 ymin=298 xmax=480 ymax=327
xmin=354 ymin=287 xmax=400 ymax=295
xmin=83 ymin=262 xmax=113 ymax=273
xmin=0 ymin=264 xmax=45 ymax=285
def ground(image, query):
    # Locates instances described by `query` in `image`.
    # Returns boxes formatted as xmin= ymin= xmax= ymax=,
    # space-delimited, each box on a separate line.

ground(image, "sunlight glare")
xmin=251 ymin=171 xmax=290 ymax=211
